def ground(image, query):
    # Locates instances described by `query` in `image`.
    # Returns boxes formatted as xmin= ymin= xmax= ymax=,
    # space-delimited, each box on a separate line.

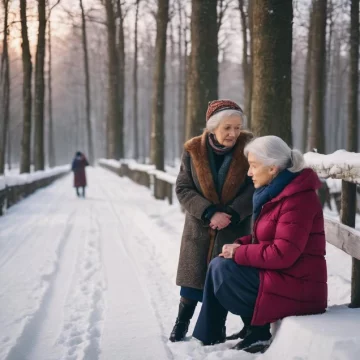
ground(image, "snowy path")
xmin=0 ymin=167 xmax=353 ymax=360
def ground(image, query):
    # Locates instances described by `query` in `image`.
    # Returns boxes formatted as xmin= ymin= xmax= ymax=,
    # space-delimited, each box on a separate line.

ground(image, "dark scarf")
xmin=206 ymin=135 xmax=234 ymax=196
xmin=253 ymin=169 xmax=299 ymax=220
xmin=208 ymin=133 xmax=234 ymax=155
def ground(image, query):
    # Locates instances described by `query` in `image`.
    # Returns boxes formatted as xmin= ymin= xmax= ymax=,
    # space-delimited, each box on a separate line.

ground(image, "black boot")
xmin=169 ymin=301 xmax=197 ymax=342
xmin=232 ymin=324 xmax=271 ymax=353
xmin=226 ymin=316 xmax=251 ymax=340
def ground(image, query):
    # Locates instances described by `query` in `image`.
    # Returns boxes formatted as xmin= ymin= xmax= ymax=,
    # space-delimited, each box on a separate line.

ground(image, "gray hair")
xmin=244 ymin=135 xmax=305 ymax=173
xmin=206 ymin=109 xmax=245 ymax=132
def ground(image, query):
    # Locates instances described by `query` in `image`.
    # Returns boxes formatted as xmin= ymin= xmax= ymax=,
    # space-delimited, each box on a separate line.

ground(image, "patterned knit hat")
xmin=206 ymin=99 xmax=243 ymax=122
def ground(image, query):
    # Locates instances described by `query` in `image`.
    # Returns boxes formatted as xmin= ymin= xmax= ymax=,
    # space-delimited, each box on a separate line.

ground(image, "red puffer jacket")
xmin=234 ymin=168 xmax=327 ymax=325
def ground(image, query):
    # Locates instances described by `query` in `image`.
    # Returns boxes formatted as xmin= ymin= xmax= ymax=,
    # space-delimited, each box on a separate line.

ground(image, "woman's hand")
xmin=210 ymin=212 xmax=231 ymax=230
xmin=219 ymin=244 xmax=240 ymax=259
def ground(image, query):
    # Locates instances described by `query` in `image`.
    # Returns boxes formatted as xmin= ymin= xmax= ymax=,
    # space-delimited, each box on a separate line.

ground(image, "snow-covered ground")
xmin=0 ymin=167 xmax=357 ymax=360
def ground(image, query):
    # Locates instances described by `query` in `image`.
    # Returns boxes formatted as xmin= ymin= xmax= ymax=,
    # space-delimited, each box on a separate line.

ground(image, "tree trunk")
xmin=79 ymin=0 xmax=94 ymax=165
xmin=176 ymin=0 xmax=185 ymax=157
xmin=133 ymin=0 xmax=140 ymax=160
xmin=105 ymin=0 xmax=121 ymax=159
xmin=324 ymin=0 xmax=334 ymax=152
xmin=347 ymin=0 xmax=359 ymax=153
xmin=302 ymin=2 xmax=314 ymax=152
xmin=169 ymin=19 xmax=177 ymax=164
xmin=74 ymin=100 xmax=80 ymax=149
xmin=0 ymin=0 xmax=10 ymax=175
xmin=238 ymin=0 xmax=252 ymax=125
xmin=325 ymin=0 xmax=333 ymax=87
xmin=333 ymin=33 xmax=342 ymax=149
xmin=7 ymin=125 xmax=11 ymax=170
xmin=185 ymin=0 xmax=218 ymax=140
xmin=309 ymin=0 xmax=327 ymax=153
xmin=248 ymin=0 xmax=253 ymax=127
xmin=20 ymin=0 xmax=32 ymax=174
xmin=347 ymin=0 xmax=360 ymax=308
xmin=47 ymin=19 xmax=55 ymax=167
xmin=327 ymin=33 xmax=335 ymax=153
xmin=34 ymin=0 xmax=47 ymax=170
xmin=150 ymin=0 xmax=169 ymax=170
xmin=341 ymin=180 xmax=358 ymax=306
xmin=116 ymin=0 xmax=125 ymax=160
xmin=251 ymin=0 xmax=293 ymax=145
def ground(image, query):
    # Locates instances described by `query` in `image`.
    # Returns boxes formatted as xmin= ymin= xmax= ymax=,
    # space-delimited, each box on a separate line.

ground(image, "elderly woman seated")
xmin=192 ymin=135 xmax=328 ymax=354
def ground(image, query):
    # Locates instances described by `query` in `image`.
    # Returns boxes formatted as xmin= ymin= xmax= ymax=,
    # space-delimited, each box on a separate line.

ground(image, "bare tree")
xmin=345 ymin=0 xmax=360 ymax=309
xmin=79 ymin=0 xmax=94 ymax=164
xmin=347 ymin=0 xmax=359 ymax=154
xmin=104 ymin=0 xmax=121 ymax=159
xmin=0 ymin=0 xmax=10 ymax=174
xmin=169 ymin=17 xmax=177 ymax=163
xmin=47 ymin=18 xmax=55 ymax=167
xmin=133 ymin=0 xmax=140 ymax=160
xmin=309 ymin=0 xmax=327 ymax=153
xmin=176 ymin=0 xmax=185 ymax=156
xmin=116 ymin=0 xmax=125 ymax=160
xmin=185 ymin=0 xmax=218 ymax=140
xmin=217 ymin=0 xmax=231 ymax=33
xmin=150 ymin=0 xmax=169 ymax=170
xmin=251 ymin=0 xmax=293 ymax=144
xmin=34 ymin=0 xmax=47 ymax=170
xmin=332 ymin=32 xmax=343 ymax=150
xmin=302 ymin=1 xmax=314 ymax=152
xmin=20 ymin=0 xmax=32 ymax=173
xmin=238 ymin=0 xmax=252 ymax=125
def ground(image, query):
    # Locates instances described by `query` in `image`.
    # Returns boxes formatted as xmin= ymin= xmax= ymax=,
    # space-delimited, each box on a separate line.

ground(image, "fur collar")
xmin=185 ymin=131 xmax=253 ymax=205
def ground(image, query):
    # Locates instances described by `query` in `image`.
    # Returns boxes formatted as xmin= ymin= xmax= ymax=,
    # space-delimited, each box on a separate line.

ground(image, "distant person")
xmin=169 ymin=99 xmax=254 ymax=342
xmin=71 ymin=151 xmax=89 ymax=197
xmin=192 ymin=136 xmax=327 ymax=353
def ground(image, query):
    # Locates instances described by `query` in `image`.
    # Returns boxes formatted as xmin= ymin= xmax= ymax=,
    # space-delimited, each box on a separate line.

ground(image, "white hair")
xmin=244 ymin=135 xmax=306 ymax=173
xmin=206 ymin=109 xmax=245 ymax=132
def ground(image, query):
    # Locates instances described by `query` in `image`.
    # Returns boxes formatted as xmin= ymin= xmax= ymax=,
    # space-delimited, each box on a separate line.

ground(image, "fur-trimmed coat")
xmin=176 ymin=131 xmax=254 ymax=289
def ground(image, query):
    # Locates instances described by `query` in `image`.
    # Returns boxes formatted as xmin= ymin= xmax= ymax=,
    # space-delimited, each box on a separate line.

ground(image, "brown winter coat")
xmin=176 ymin=131 xmax=254 ymax=289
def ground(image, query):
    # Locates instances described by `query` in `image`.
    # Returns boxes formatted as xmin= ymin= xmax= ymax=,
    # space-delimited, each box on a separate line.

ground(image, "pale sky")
xmin=4 ymin=0 xmax=340 ymax=65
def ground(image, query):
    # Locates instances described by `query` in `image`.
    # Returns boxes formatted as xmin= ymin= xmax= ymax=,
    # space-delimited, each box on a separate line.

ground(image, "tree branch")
xmin=47 ymin=0 xmax=61 ymax=20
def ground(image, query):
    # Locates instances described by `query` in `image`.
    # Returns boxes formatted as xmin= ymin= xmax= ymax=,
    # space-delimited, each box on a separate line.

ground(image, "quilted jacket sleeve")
xmin=234 ymin=234 xmax=252 ymax=245
xmin=176 ymin=151 xmax=213 ymax=220
xmin=234 ymin=192 xmax=320 ymax=269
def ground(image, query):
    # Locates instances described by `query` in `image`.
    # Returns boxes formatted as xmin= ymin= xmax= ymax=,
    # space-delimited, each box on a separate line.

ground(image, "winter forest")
xmin=0 ymin=0 xmax=358 ymax=173
xmin=1 ymin=1 xmax=360 ymax=359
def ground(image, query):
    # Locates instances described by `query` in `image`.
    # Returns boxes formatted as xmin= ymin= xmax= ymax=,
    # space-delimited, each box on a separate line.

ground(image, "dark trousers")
xmin=76 ymin=187 xmax=85 ymax=197
xmin=193 ymin=257 xmax=260 ymax=345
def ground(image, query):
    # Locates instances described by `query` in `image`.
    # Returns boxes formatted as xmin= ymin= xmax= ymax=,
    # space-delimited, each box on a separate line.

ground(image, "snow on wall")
xmin=0 ymin=165 xmax=70 ymax=191
xmin=98 ymin=159 xmax=122 ymax=169
xmin=99 ymin=159 xmax=178 ymax=184
xmin=100 ymin=150 xmax=360 ymax=189
xmin=304 ymin=150 xmax=360 ymax=183
xmin=149 ymin=170 xmax=177 ymax=185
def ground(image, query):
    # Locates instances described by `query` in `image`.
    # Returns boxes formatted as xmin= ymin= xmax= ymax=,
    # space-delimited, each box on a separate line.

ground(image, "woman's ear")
xmin=269 ymin=165 xmax=278 ymax=176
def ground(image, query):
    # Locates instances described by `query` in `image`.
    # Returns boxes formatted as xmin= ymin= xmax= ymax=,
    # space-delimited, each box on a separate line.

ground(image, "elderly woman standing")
xmin=169 ymin=100 xmax=254 ymax=342
xmin=192 ymin=136 xmax=327 ymax=353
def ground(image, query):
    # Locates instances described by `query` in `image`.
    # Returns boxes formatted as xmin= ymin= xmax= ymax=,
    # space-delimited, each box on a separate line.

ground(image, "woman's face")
xmin=247 ymin=152 xmax=278 ymax=188
xmin=213 ymin=115 xmax=242 ymax=147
